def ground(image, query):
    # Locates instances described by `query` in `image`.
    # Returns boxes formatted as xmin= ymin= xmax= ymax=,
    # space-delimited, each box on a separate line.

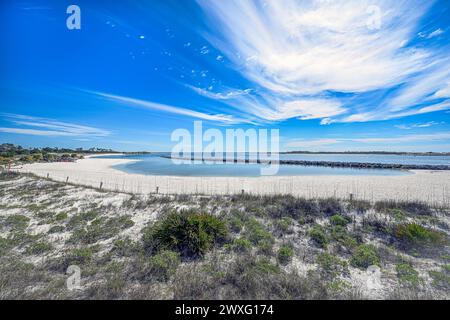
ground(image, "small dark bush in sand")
xmin=330 ymin=214 xmax=350 ymax=227
xmin=396 ymin=262 xmax=422 ymax=287
xmin=391 ymin=222 xmax=447 ymax=252
xmin=277 ymin=245 xmax=294 ymax=265
xmin=350 ymin=244 xmax=380 ymax=269
xmin=309 ymin=224 xmax=329 ymax=249
xmin=316 ymin=252 xmax=349 ymax=280
xmin=375 ymin=200 xmax=433 ymax=216
xmin=142 ymin=210 xmax=228 ymax=258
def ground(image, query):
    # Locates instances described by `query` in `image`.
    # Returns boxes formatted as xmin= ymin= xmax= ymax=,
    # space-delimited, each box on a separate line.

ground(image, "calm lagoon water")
xmin=91 ymin=153 xmax=449 ymax=177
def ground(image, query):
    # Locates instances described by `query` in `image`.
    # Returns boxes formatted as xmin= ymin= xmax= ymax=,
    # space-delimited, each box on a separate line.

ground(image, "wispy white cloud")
xmin=194 ymin=0 xmax=449 ymax=124
xmin=395 ymin=121 xmax=443 ymax=130
xmin=419 ymin=28 xmax=445 ymax=39
xmin=286 ymin=132 xmax=450 ymax=149
xmin=91 ymin=91 xmax=244 ymax=124
xmin=186 ymin=85 xmax=252 ymax=100
xmin=0 ymin=114 xmax=110 ymax=137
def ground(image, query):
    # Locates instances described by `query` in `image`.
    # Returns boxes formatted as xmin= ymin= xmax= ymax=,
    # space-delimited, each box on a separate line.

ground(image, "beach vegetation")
xmin=396 ymin=262 xmax=422 ymax=287
xmin=330 ymin=214 xmax=350 ymax=226
xmin=316 ymin=252 xmax=349 ymax=280
xmin=148 ymin=250 xmax=181 ymax=281
xmin=429 ymin=264 xmax=450 ymax=290
xmin=48 ymin=225 xmax=65 ymax=234
xmin=350 ymin=244 xmax=380 ymax=269
xmin=277 ymin=245 xmax=294 ymax=264
xmin=309 ymin=224 xmax=329 ymax=248
xmin=244 ymin=217 xmax=274 ymax=246
xmin=142 ymin=210 xmax=228 ymax=257
xmin=391 ymin=222 xmax=447 ymax=250
xmin=228 ymin=237 xmax=252 ymax=253
xmin=273 ymin=217 xmax=293 ymax=234
xmin=375 ymin=200 xmax=433 ymax=216
xmin=26 ymin=241 xmax=53 ymax=255
xmin=5 ymin=214 xmax=30 ymax=231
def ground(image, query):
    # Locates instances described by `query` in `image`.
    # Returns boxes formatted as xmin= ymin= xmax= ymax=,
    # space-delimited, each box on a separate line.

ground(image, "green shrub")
xmin=350 ymin=244 xmax=380 ymax=269
xmin=257 ymin=239 xmax=274 ymax=256
xmin=375 ymin=200 xmax=432 ymax=216
xmin=0 ymin=237 xmax=13 ymax=256
xmin=396 ymin=263 xmax=422 ymax=287
xmin=228 ymin=216 xmax=245 ymax=233
xmin=429 ymin=264 xmax=450 ymax=290
xmin=26 ymin=241 xmax=53 ymax=255
xmin=329 ymin=225 xmax=357 ymax=250
xmin=48 ymin=225 xmax=65 ymax=233
xmin=55 ymin=212 xmax=68 ymax=221
xmin=274 ymin=217 xmax=293 ymax=233
xmin=277 ymin=245 xmax=294 ymax=265
xmin=330 ymin=214 xmax=349 ymax=227
xmin=390 ymin=209 xmax=406 ymax=221
xmin=230 ymin=237 xmax=252 ymax=253
xmin=112 ymin=237 xmax=142 ymax=257
xmin=142 ymin=211 xmax=228 ymax=257
xmin=392 ymin=223 xmax=447 ymax=250
xmin=61 ymin=246 xmax=98 ymax=269
xmin=316 ymin=252 xmax=349 ymax=280
xmin=69 ymin=215 xmax=134 ymax=245
xmin=318 ymin=198 xmax=343 ymax=216
xmin=309 ymin=225 xmax=329 ymax=248
xmin=149 ymin=250 xmax=181 ymax=281
xmin=244 ymin=217 xmax=274 ymax=246
xmin=5 ymin=215 xmax=30 ymax=231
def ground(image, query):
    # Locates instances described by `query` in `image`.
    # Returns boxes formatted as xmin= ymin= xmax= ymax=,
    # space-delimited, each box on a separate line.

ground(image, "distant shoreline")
xmin=283 ymin=151 xmax=450 ymax=156
xmin=123 ymin=151 xmax=450 ymax=156
xmin=15 ymin=156 xmax=450 ymax=205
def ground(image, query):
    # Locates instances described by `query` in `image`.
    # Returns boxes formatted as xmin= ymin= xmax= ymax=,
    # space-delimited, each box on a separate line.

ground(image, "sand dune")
xmin=17 ymin=156 xmax=450 ymax=206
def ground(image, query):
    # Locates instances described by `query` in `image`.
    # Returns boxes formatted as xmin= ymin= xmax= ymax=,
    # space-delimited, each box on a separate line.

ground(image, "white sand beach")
xmin=16 ymin=156 xmax=450 ymax=205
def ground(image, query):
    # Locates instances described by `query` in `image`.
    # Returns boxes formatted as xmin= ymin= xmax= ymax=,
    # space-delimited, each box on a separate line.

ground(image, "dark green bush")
xmin=429 ymin=264 xmax=450 ymax=290
xmin=48 ymin=225 xmax=65 ymax=233
xmin=244 ymin=217 xmax=274 ymax=246
xmin=142 ymin=211 xmax=228 ymax=257
xmin=5 ymin=215 xmax=30 ymax=231
xmin=309 ymin=225 xmax=329 ymax=248
xmin=25 ymin=241 xmax=53 ymax=255
xmin=375 ymin=200 xmax=433 ymax=216
xmin=330 ymin=214 xmax=349 ymax=227
xmin=0 ymin=237 xmax=13 ymax=256
xmin=392 ymin=223 xmax=447 ymax=250
xmin=55 ymin=212 xmax=68 ymax=221
xmin=329 ymin=225 xmax=357 ymax=250
xmin=316 ymin=252 xmax=349 ymax=280
xmin=277 ymin=245 xmax=294 ymax=265
xmin=318 ymin=198 xmax=343 ymax=216
xmin=230 ymin=237 xmax=252 ymax=253
xmin=350 ymin=244 xmax=380 ymax=269
xmin=274 ymin=217 xmax=293 ymax=233
xmin=396 ymin=263 xmax=422 ymax=287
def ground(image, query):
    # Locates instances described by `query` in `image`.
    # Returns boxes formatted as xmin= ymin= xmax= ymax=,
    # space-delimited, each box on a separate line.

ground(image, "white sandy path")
xmin=16 ymin=156 xmax=450 ymax=205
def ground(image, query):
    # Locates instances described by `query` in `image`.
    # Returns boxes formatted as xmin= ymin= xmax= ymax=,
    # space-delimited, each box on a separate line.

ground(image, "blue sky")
xmin=1 ymin=0 xmax=450 ymax=152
